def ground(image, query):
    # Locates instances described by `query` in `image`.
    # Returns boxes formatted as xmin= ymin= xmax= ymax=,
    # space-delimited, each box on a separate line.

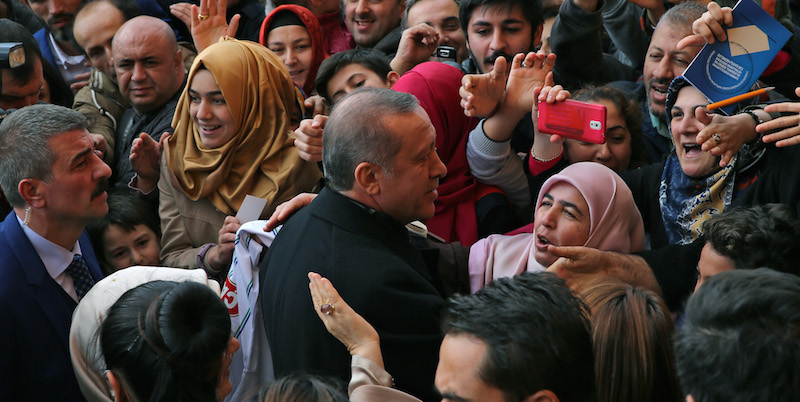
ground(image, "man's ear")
xmin=386 ymin=71 xmax=400 ymax=88
xmin=532 ymin=23 xmax=544 ymax=49
xmin=174 ymin=48 xmax=184 ymax=73
xmin=353 ymin=161 xmax=382 ymax=195
xmin=524 ymin=389 xmax=559 ymax=402
xmin=18 ymin=179 xmax=44 ymax=209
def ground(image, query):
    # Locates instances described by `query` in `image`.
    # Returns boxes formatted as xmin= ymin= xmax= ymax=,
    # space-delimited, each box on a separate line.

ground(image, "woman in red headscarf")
xmin=260 ymin=5 xmax=328 ymax=97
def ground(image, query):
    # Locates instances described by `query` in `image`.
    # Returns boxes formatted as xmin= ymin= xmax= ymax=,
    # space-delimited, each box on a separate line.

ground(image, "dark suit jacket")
xmin=260 ymin=188 xmax=444 ymax=401
xmin=0 ymin=212 xmax=103 ymax=401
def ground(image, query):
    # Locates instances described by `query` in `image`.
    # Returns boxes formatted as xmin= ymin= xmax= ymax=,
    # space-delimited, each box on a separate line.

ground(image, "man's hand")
xmin=760 ymin=87 xmax=800 ymax=147
xmin=459 ymin=56 xmax=508 ymax=118
xmin=294 ymin=115 xmax=327 ymax=163
xmin=389 ymin=23 xmax=440 ymax=76
xmin=130 ymin=132 xmax=168 ymax=192
xmin=677 ymin=2 xmax=732 ymax=50
xmin=264 ymin=193 xmax=317 ymax=231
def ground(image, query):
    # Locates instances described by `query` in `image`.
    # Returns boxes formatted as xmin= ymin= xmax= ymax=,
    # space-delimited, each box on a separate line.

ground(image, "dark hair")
xmin=0 ymin=18 xmax=43 ymax=85
xmin=442 ymin=272 xmax=595 ymax=402
xmin=674 ymin=268 xmax=800 ymax=401
xmin=101 ymin=280 xmax=231 ymax=402
xmin=459 ymin=0 xmax=543 ymax=44
xmin=702 ymin=204 xmax=800 ymax=275
xmin=323 ymin=87 xmax=414 ymax=191
xmin=87 ymin=187 xmax=161 ymax=272
xmin=573 ymin=85 xmax=649 ymax=168
xmin=581 ymin=280 xmax=682 ymax=402
xmin=314 ymin=48 xmax=393 ymax=103
xmin=249 ymin=374 xmax=349 ymax=402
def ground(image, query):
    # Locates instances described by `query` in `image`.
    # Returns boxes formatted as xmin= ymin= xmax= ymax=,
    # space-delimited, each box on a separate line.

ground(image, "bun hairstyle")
xmin=101 ymin=281 xmax=230 ymax=402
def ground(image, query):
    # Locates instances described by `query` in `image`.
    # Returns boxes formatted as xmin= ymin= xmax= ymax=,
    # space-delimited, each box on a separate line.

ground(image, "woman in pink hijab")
xmin=468 ymin=162 xmax=645 ymax=292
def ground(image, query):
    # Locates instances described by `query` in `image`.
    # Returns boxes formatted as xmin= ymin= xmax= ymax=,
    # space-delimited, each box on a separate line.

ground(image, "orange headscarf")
xmin=167 ymin=38 xmax=321 ymax=217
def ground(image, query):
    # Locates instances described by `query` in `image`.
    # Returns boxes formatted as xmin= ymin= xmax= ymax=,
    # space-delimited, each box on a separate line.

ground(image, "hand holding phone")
xmin=537 ymin=99 xmax=607 ymax=144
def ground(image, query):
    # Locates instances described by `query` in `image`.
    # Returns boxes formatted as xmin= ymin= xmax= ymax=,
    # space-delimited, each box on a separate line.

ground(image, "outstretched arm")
xmin=546 ymin=245 xmax=661 ymax=295
xmin=308 ymin=272 xmax=383 ymax=367
xmin=759 ymin=87 xmax=800 ymax=147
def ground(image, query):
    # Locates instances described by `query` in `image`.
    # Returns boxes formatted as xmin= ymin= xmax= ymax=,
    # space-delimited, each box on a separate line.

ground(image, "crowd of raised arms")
xmin=1 ymin=0 xmax=800 ymax=400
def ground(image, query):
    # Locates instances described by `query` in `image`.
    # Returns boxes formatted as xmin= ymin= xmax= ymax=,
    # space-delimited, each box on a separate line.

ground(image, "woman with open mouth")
xmin=617 ymin=77 xmax=800 ymax=249
xmin=468 ymin=161 xmax=646 ymax=292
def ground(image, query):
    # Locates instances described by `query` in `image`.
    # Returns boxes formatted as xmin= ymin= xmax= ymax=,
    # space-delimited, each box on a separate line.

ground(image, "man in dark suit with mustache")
xmin=0 ymin=104 xmax=108 ymax=401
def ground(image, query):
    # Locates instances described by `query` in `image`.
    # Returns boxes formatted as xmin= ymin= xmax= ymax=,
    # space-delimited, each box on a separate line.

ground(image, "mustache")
xmin=91 ymin=179 xmax=109 ymax=199
xmin=484 ymin=51 xmax=513 ymax=66
xmin=47 ymin=13 xmax=74 ymax=26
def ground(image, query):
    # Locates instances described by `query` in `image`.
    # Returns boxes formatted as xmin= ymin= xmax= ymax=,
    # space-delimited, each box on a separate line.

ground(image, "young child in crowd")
xmin=87 ymin=187 xmax=161 ymax=275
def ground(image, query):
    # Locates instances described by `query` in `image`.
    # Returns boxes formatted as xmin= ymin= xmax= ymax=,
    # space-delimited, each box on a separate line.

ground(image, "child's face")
xmin=102 ymin=224 xmax=161 ymax=271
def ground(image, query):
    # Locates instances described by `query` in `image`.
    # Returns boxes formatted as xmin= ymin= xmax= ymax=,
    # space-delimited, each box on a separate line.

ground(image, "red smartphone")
xmin=537 ymin=99 xmax=607 ymax=144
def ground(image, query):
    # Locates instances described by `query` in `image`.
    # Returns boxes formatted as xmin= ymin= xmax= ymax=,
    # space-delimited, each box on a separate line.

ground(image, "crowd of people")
xmin=1 ymin=0 xmax=800 ymax=400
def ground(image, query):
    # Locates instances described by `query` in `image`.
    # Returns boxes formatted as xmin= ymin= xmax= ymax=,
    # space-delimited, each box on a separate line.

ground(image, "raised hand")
xmin=308 ymin=272 xmax=383 ymax=366
xmin=459 ymin=56 xmax=508 ymax=118
xmin=130 ymin=132 xmax=167 ymax=193
xmin=390 ymin=23 xmax=440 ymax=76
xmin=504 ymin=51 xmax=557 ymax=116
xmin=677 ymin=2 xmax=733 ymax=50
xmin=171 ymin=0 xmax=241 ymax=53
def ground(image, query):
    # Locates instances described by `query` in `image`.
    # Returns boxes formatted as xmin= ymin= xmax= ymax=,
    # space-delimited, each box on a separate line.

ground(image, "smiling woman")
xmin=156 ymin=38 xmax=321 ymax=277
xmin=260 ymin=5 xmax=328 ymax=96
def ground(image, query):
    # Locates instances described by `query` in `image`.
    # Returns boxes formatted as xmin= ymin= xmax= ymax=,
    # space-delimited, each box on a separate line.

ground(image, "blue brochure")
xmin=683 ymin=0 xmax=791 ymax=115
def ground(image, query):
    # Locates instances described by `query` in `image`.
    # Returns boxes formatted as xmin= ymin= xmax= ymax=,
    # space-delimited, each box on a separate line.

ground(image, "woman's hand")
xmin=760 ymin=87 xmax=800 ymax=147
xmin=308 ymin=272 xmax=383 ymax=367
xmin=207 ymin=216 xmax=241 ymax=271
xmin=695 ymin=108 xmax=767 ymax=167
xmin=531 ymin=85 xmax=570 ymax=161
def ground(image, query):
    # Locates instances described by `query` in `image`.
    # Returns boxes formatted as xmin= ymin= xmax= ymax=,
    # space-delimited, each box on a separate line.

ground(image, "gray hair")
xmin=659 ymin=1 xmax=706 ymax=32
xmin=0 ymin=104 xmax=88 ymax=207
xmin=322 ymin=88 xmax=419 ymax=192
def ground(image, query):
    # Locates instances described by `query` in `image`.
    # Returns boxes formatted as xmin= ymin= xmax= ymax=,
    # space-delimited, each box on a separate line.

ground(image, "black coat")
xmin=259 ymin=188 xmax=444 ymax=401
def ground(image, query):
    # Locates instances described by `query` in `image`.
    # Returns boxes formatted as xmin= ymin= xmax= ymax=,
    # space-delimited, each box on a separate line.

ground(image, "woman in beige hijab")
xmin=151 ymin=38 xmax=321 ymax=278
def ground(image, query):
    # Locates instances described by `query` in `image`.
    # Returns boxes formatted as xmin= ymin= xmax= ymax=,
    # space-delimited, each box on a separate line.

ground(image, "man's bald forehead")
xmin=113 ymin=16 xmax=177 ymax=51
